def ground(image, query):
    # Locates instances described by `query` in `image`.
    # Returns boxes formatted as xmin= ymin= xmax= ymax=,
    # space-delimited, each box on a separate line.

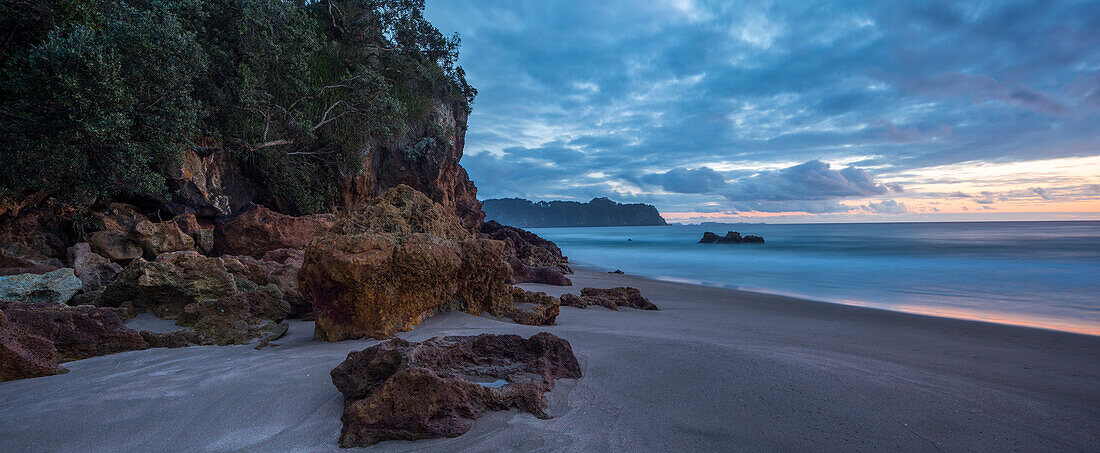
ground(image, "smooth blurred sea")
xmin=528 ymin=221 xmax=1100 ymax=335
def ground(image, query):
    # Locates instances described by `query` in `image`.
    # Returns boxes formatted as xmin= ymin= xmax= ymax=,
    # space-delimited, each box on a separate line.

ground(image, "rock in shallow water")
xmin=330 ymin=332 xmax=582 ymax=447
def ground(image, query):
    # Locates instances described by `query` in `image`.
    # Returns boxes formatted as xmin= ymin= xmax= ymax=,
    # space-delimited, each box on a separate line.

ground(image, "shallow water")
xmin=529 ymin=221 xmax=1100 ymax=335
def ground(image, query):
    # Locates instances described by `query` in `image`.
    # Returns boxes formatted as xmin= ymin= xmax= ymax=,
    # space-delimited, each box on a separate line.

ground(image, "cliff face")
xmin=481 ymin=197 xmax=667 ymax=228
xmin=143 ymin=97 xmax=482 ymax=232
xmin=341 ymin=99 xmax=484 ymax=233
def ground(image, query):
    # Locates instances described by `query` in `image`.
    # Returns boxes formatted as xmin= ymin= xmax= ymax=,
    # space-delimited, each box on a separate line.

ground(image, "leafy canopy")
xmin=0 ymin=0 xmax=475 ymax=214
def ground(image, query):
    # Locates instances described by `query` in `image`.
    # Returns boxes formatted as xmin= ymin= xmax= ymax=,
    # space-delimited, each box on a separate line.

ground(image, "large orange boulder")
xmin=299 ymin=233 xmax=511 ymax=341
xmin=298 ymin=186 xmax=516 ymax=341
xmin=214 ymin=204 xmax=334 ymax=257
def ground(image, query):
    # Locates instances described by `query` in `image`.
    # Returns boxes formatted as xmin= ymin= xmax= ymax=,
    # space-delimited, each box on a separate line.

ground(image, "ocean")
xmin=528 ymin=221 xmax=1100 ymax=336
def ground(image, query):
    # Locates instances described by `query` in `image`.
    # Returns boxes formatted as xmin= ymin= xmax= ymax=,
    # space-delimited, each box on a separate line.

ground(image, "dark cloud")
xmin=640 ymin=167 xmax=727 ymax=194
xmin=863 ymin=199 xmax=908 ymax=214
xmin=422 ymin=0 xmax=1100 ymax=215
xmin=721 ymin=160 xmax=900 ymax=202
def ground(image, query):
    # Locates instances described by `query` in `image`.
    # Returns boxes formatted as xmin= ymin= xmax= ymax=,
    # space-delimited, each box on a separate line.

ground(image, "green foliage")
xmin=0 ymin=0 xmax=475 ymax=214
xmin=1 ymin=2 xmax=204 ymax=203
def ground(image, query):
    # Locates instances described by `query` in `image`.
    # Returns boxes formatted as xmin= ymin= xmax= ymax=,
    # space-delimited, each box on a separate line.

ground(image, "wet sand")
xmin=1 ymin=267 xmax=1097 ymax=451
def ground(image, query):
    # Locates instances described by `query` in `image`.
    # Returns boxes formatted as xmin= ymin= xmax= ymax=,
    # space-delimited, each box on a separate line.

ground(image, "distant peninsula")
xmin=482 ymin=197 xmax=668 ymax=228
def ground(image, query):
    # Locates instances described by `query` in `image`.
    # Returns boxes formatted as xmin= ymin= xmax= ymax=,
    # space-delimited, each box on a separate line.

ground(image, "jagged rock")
xmin=300 ymin=187 xmax=514 ymax=341
xmin=67 ymin=243 xmax=122 ymax=293
xmin=0 ymin=268 xmax=83 ymax=304
xmin=100 ymin=251 xmax=239 ymax=319
xmin=214 ymin=203 xmax=334 ymax=257
xmin=131 ymin=219 xmax=195 ymax=259
xmin=0 ymin=206 xmax=70 ymax=266
xmin=560 ymin=287 xmax=658 ymax=311
xmin=559 ymin=293 xmax=585 ymax=308
xmin=153 ymin=145 xmax=261 ymax=217
xmin=88 ymin=230 xmax=143 ymax=261
xmin=0 ymin=301 xmax=148 ymax=362
xmin=220 ymin=248 xmax=310 ymax=318
xmin=330 ymin=184 xmax=470 ymax=240
xmin=480 ymin=220 xmax=572 ymax=285
xmin=504 ymin=287 xmax=560 ymax=326
xmin=331 ymin=332 xmax=582 ymax=447
xmin=173 ymin=213 xmax=214 ymax=254
xmin=699 ymin=231 xmax=764 ymax=244
xmin=177 ymin=285 xmax=290 ymax=345
xmin=300 ymin=232 xmax=511 ymax=341
xmin=0 ymin=309 xmax=65 ymax=382
xmin=527 ymin=266 xmax=573 ymax=286
xmin=344 ymin=99 xmax=484 ymax=233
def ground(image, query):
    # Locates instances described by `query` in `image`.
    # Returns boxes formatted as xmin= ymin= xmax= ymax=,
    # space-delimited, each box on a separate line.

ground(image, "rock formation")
xmin=101 ymin=251 xmax=240 ymax=319
xmin=214 ymin=204 xmax=335 ymax=257
xmin=699 ymin=231 xmax=764 ymax=244
xmin=504 ymin=288 xmax=561 ymax=326
xmin=0 ymin=301 xmax=147 ymax=362
xmin=479 ymin=220 xmax=572 ymax=285
xmin=176 ymin=285 xmax=290 ymax=346
xmin=67 ymin=243 xmax=122 ymax=293
xmin=98 ymin=250 xmax=294 ymax=345
xmin=0 ymin=268 xmax=83 ymax=304
xmin=559 ymin=287 xmax=658 ymax=311
xmin=299 ymin=186 xmax=535 ymax=341
xmin=0 ymin=300 xmax=193 ymax=381
xmin=219 ymin=248 xmax=310 ymax=318
xmin=330 ymin=332 xmax=582 ymax=447
xmin=0 ymin=308 xmax=65 ymax=381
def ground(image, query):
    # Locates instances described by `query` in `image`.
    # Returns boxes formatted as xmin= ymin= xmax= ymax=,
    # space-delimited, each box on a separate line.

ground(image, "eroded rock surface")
xmin=99 ymin=251 xmax=291 ymax=344
xmin=560 ymin=287 xmax=658 ymax=311
xmin=214 ymin=204 xmax=335 ymax=257
xmin=0 ymin=301 xmax=147 ymax=362
xmin=220 ymin=248 xmax=309 ymax=318
xmin=299 ymin=232 xmax=511 ymax=341
xmin=300 ymin=186 xmax=517 ymax=341
xmin=505 ymin=287 xmax=561 ymax=326
xmin=131 ymin=219 xmax=195 ymax=258
xmin=0 ymin=268 xmax=82 ymax=304
xmin=68 ymin=243 xmax=122 ymax=293
xmin=331 ymin=332 xmax=582 ymax=447
xmin=479 ymin=220 xmax=572 ymax=286
xmin=101 ymin=251 xmax=239 ymax=319
xmin=177 ymin=285 xmax=289 ymax=345
xmin=0 ymin=308 xmax=64 ymax=381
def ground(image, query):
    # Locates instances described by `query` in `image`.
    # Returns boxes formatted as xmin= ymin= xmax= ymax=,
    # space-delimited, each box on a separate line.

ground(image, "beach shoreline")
xmin=1 ymin=267 xmax=1098 ymax=451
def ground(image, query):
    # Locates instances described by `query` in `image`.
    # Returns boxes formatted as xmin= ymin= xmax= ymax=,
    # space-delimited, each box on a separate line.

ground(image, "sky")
xmin=424 ymin=0 xmax=1100 ymax=223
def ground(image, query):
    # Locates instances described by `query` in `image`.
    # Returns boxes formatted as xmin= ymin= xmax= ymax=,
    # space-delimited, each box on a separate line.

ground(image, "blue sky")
xmin=424 ymin=0 xmax=1100 ymax=222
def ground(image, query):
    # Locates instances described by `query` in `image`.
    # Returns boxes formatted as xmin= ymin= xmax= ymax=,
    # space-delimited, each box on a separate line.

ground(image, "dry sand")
xmin=1 ymin=267 xmax=1098 ymax=452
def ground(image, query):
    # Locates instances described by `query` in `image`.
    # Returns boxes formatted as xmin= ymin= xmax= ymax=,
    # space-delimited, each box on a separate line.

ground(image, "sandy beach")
xmin=1 ymin=267 xmax=1097 ymax=452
